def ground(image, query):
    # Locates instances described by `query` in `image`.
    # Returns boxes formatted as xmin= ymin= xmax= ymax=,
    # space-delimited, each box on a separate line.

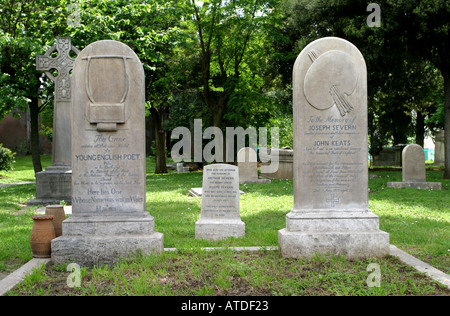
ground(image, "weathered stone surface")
xmin=51 ymin=40 xmax=163 ymax=266
xmin=259 ymin=147 xmax=293 ymax=179
xmin=29 ymin=37 xmax=79 ymax=205
xmin=434 ymin=130 xmax=445 ymax=165
xmin=237 ymin=147 xmax=270 ymax=184
xmin=195 ymin=164 xmax=245 ymax=240
xmin=402 ymin=144 xmax=426 ymax=182
xmin=278 ymin=37 xmax=389 ymax=259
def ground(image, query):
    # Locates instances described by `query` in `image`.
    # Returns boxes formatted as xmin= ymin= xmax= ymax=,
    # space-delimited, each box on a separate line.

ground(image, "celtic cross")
xmin=36 ymin=37 xmax=80 ymax=167
xmin=36 ymin=37 xmax=80 ymax=102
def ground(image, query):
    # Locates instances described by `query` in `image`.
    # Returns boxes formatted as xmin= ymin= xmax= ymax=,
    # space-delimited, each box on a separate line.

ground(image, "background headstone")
xmin=195 ymin=164 xmax=245 ymax=240
xmin=28 ymin=37 xmax=79 ymax=205
xmin=51 ymin=40 xmax=163 ymax=266
xmin=278 ymin=37 xmax=389 ymax=259
xmin=387 ymin=144 xmax=441 ymax=190
xmin=259 ymin=147 xmax=293 ymax=179
xmin=434 ymin=130 xmax=445 ymax=165
xmin=237 ymin=147 xmax=270 ymax=184
xmin=373 ymin=145 xmax=405 ymax=166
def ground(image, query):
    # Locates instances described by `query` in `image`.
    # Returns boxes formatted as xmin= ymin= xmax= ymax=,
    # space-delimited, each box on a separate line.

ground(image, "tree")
xmin=272 ymin=0 xmax=449 ymax=172
xmin=381 ymin=0 xmax=450 ymax=178
xmin=0 ymin=0 xmax=64 ymax=173
xmin=44 ymin=0 xmax=184 ymax=173
xmin=187 ymin=0 xmax=276 ymax=130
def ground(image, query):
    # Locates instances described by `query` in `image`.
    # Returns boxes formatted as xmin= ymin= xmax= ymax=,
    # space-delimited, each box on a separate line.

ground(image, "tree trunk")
xmin=415 ymin=111 xmax=425 ymax=148
xmin=150 ymin=107 xmax=167 ymax=174
xmin=29 ymin=94 xmax=42 ymax=173
xmin=443 ymin=71 xmax=450 ymax=179
xmin=208 ymin=94 xmax=229 ymax=162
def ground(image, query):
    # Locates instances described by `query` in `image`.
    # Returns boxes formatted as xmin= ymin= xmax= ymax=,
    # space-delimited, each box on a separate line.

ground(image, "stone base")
xmin=51 ymin=213 xmax=163 ymax=266
xmin=278 ymin=209 xmax=390 ymax=259
xmin=195 ymin=219 xmax=245 ymax=240
xmin=28 ymin=166 xmax=72 ymax=205
xmin=278 ymin=229 xmax=390 ymax=259
xmin=387 ymin=181 xmax=441 ymax=190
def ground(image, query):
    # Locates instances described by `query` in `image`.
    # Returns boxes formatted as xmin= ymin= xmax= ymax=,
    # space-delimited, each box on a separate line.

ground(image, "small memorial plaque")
xmin=195 ymin=164 xmax=245 ymax=240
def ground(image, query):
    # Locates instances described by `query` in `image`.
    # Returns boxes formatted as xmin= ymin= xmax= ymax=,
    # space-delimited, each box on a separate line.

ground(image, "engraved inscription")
xmin=202 ymin=167 xmax=239 ymax=218
xmin=301 ymin=112 xmax=365 ymax=204
xmin=72 ymin=133 xmax=144 ymax=212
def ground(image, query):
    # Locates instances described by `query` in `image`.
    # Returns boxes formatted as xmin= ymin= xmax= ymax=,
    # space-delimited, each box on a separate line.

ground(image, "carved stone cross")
xmin=36 ymin=37 xmax=80 ymax=167
xmin=36 ymin=37 xmax=79 ymax=102
xmin=326 ymin=193 xmax=340 ymax=208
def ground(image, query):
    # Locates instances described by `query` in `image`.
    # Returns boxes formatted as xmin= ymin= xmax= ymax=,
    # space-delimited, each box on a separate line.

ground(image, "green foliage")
xmin=273 ymin=0 xmax=448 ymax=152
xmin=0 ymin=144 xmax=15 ymax=172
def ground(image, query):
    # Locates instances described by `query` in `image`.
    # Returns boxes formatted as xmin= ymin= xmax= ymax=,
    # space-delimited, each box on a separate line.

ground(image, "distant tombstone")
xmin=278 ymin=37 xmax=389 ymax=259
xmin=28 ymin=37 xmax=79 ymax=205
xmin=237 ymin=147 xmax=270 ymax=184
xmin=373 ymin=145 xmax=404 ymax=166
xmin=387 ymin=144 xmax=441 ymax=190
xmin=195 ymin=164 xmax=245 ymax=240
xmin=260 ymin=147 xmax=293 ymax=179
xmin=51 ymin=40 xmax=163 ymax=266
xmin=434 ymin=130 xmax=445 ymax=165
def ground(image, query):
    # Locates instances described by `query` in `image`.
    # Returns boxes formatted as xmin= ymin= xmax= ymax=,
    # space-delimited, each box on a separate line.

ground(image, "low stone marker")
xmin=278 ymin=37 xmax=390 ymax=259
xmin=237 ymin=147 xmax=270 ymax=184
xmin=195 ymin=164 xmax=245 ymax=240
xmin=387 ymin=144 xmax=441 ymax=190
xmin=51 ymin=40 xmax=163 ymax=266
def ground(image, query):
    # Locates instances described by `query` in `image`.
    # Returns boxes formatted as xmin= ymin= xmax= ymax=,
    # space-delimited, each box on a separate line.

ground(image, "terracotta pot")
xmin=45 ymin=205 xmax=65 ymax=237
xmin=30 ymin=215 xmax=56 ymax=258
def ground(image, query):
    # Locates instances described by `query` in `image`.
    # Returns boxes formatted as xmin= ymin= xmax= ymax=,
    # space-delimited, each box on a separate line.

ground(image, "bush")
xmin=0 ymin=144 xmax=16 ymax=171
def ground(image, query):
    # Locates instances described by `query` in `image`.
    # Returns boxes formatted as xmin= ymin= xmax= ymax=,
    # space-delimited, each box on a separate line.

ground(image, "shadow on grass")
xmin=0 ymin=184 xmax=35 ymax=212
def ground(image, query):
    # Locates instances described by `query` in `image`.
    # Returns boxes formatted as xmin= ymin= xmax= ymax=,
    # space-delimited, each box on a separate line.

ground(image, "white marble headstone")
xmin=195 ymin=164 xmax=245 ymax=240
xmin=278 ymin=37 xmax=390 ymax=259
xmin=51 ymin=40 xmax=163 ymax=266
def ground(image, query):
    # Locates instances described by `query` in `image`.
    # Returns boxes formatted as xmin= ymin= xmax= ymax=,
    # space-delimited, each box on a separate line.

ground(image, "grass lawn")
xmin=0 ymin=155 xmax=449 ymax=296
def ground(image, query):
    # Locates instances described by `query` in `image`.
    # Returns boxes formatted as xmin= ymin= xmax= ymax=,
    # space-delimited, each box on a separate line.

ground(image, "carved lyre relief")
xmin=82 ymin=55 xmax=132 ymax=131
xmin=304 ymin=49 xmax=358 ymax=117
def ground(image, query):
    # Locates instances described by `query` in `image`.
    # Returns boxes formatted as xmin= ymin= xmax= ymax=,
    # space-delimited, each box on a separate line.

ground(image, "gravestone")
xmin=278 ymin=37 xmax=390 ymax=259
xmin=195 ymin=164 xmax=245 ymax=240
xmin=28 ymin=37 xmax=79 ymax=205
xmin=434 ymin=130 xmax=445 ymax=165
xmin=387 ymin=144 xmax=441 ymax=190
xmin=373 ymin=145 xmax=405 ymax=166
xmin=259 ymin=147 xmax=293 ymax=179
xmin=237 ymin=147 xmax=270 ymax=184
xmin=51 ymin=40 xmax=163 ymax=266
